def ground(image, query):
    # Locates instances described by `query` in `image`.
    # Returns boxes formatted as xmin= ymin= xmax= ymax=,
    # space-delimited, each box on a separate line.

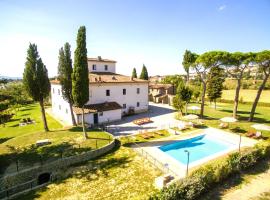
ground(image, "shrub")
xmin=150 ymin=142 xmax=270 ymax=200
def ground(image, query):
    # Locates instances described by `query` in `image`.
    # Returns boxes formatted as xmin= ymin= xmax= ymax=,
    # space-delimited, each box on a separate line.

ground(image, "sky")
xmin=0 ymin=0 xmax=270 ymax=78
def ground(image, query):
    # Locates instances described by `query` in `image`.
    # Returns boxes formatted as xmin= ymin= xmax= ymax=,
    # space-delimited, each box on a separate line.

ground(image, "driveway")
xmin=107 ymin=102 xmax=179 ymax=136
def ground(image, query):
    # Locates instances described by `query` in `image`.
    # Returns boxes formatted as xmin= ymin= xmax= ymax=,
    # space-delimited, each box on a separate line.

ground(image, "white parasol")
xmin=187 ymin=106 xmax=201 ymax=111
xmin=251 ymin=124 xmax=270 ymax=131
xmin=220 ymin=117 xmax=237 ymax=123
xmin=183 ymin=114 xmax=199 ymax=120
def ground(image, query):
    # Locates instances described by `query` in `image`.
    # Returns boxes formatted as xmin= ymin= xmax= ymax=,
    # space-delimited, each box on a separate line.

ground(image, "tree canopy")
xmin=139 ymin=64 xmax=149 ymax=80
xmin=132 ymin=68 xmax=137 ymax=78
xmin=23 ymin=43 xmax=50 ymax=131
xmin=72 ymin=26 xmax=89 ymax=108
xmin=58 ymin=42 xmax=77 ymax=126
xmin=182 ymin=50 xmax=197 ymax=83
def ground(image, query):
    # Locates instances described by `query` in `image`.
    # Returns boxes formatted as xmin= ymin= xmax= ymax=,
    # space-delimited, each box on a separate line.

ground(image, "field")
xmin=221 ymin=89 xmax=270 ymax=103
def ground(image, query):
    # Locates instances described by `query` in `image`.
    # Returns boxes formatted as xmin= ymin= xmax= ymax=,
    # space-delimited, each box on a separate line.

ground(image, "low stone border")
xmin=0 ymin=137 xmax=115 ymax=199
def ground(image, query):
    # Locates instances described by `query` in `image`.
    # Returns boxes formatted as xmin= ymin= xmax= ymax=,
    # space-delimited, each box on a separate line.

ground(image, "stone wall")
xmin=0 ymin=139 xmax=115 ymax=192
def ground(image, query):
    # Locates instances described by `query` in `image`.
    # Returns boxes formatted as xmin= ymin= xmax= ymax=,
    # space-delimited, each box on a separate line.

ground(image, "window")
xmin=92 ymin=64 xmax=96 ymax=70
xmin=123 ymin=89 xmax=126 ymax=95
xmin=99 ymin=112 xmax=103 ymax=116
xmin=58 ymin=89 xmax=60 ymax=95
xmin=104 ymin=65 xmax=108 ymax=71
xmin=59 ymin=105 xmax=61 ymax=110
xmin=137 ymin=88 xmax=140 ymax=94
xmin=123 ymin=104 xmax=126 ymax=109
xmin=106 ymin=89 xmax=110 ymax=96
xmin=52 ymin=88 xmax=55 ymax=94
xmin=66 ymin=108 xmax=68 ymax=114
xmin=137 ymin=102 xmax=140 ymax=107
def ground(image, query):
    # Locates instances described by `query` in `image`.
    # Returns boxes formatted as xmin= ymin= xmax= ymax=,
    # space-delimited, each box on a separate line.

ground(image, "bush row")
xmin=150 ymin=142 xmax=270 ymax=200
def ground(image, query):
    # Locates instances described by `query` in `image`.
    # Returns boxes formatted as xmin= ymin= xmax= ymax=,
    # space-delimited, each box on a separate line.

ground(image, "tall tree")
xmin=132 ymin=68 xmax=137 ymax=78
xmin=182 ymin=50 xmax=197 ymax=84
xmin=72 ymin=26 xmax=89 ymax=139
xmin=207 ymin=66 xmax=225 ymax=109
xmin=140 ymin=64 xmax=149 ymax=80
xmin=225 ymin=52 xmax=255 ymax=118
xmin=194 ymin=51 xmax=229 ymax=118
xmin=58 ymin=43 xmax=77 ymax=126
xmin=176 ymin=81 xmax=193 ymax=115
xmin=249 ymin=51 xmax=270 ymax=121
xmin=172 ymin=95 xmax=185 ymax=117
xmin=23 ymin=43 xmax=50 ymax=131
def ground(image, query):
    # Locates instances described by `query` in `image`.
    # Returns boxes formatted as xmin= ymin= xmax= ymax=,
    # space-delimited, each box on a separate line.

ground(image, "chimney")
xmin=98 ymin=56 xmax=102 ymax=61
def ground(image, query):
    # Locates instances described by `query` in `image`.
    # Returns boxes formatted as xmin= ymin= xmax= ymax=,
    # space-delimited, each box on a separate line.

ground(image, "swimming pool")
xmin=159 ymin=134 xmax=237 ymax=165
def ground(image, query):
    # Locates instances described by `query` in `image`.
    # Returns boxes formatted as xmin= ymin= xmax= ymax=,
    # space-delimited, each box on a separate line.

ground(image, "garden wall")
xmin=0 ymin=139 xmax=115 ymax=198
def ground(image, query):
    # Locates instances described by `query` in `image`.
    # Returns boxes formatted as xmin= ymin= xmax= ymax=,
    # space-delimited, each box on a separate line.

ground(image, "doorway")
xmin=93 ymin=113 xmax=98 ymax=124
xmin=38 ymin=173 xmax=51 ymax=185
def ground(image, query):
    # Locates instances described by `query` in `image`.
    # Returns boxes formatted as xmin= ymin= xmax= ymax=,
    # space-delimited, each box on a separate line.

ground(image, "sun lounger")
xmin=252 ymin=131 xmax=262 ymax=139
xmin=246 ymin=130 xmax=256 ymax=137
xmin=154 ymin=131 xmax=164 ymax=136
xmin=219 ymin=123 xmax=228 ymax=129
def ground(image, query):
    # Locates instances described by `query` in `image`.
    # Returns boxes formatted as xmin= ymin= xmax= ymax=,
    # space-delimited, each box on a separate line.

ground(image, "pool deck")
xmin=132 ymin=127 xmax=258 ymax=179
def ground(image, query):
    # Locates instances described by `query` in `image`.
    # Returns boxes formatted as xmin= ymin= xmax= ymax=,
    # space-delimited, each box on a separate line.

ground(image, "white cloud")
xmin=218 ymin=5 xmax=227 ymax=11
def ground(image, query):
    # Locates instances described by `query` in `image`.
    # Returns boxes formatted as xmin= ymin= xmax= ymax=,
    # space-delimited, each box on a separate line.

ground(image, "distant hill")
xmin=0 ymin=76 xmax=22 ymax=80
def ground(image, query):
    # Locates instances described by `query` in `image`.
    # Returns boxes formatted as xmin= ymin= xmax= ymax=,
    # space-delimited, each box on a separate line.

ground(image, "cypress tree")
xmin=139 ymin=64 xmax=149 ymax=80
xmin=23 ymin=43 xmax=50 ymax=131
xmin=207 ymin=66 xmax=225 ymax=109
xmin=132 ymin=68 xmax=137 ymax=78
xmin=58 ymin=42 xmax=77 ymax=126
xmin=72 ymin=26 xmax=89 ymax=139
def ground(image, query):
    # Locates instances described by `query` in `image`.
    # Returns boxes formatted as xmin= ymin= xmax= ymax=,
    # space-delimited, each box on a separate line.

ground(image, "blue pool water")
xmin=159 ymin=134 xmax=236 ymax=165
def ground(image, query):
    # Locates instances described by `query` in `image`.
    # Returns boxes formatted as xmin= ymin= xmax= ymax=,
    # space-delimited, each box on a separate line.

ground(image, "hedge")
xmin=150 ymin=142 xmax=270 ymax=200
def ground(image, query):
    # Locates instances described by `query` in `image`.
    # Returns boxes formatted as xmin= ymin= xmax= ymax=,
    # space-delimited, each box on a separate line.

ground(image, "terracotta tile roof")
xmin=149 ymin=83 xmax=173 ymax=89
xmin=50 ymin=73 xmax=148 ymax=85
xmin=88 ymin=56 xmax=116 ymax=63
xmin=73 ymin=102 xmax=122 ymax=114
xmin=50 ymin=79 xmax=60 ymax=84
xmin=89 ymin=72 xmax=148 ymax=84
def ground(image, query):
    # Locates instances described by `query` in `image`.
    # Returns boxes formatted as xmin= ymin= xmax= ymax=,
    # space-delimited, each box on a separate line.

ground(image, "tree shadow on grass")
xmin=220 ymin=109 xmax=260 ymax=116
xmin=230 ymin=127 xmax=247 ymax=134
xmin=0 ymin=137 xmax=13 ymax=144
xmin=13 ymin=140 xmax=122 ymax=200
xmin=0 ymin=142 xmax=94 ymax=176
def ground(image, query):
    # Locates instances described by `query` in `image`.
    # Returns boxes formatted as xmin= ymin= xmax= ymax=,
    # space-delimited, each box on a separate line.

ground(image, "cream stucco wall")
xmin=51 ymin=84 xmax=74 ymax=124
xmin=88 ymin=60 xmax=116 ymax=73
xmin=88 ymin=82 xmax=149 ymax=114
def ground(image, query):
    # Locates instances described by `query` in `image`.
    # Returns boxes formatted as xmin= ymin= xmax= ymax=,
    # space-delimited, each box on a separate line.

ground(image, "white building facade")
xmin=51 ymin=57 xmax=149 ymax=126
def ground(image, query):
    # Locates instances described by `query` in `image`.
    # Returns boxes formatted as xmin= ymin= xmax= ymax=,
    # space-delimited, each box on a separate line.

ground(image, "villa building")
xmin=149 ymin=83 xmax=175 ymax=105
xmin=50 ymin=56 xmax=149 ymax=125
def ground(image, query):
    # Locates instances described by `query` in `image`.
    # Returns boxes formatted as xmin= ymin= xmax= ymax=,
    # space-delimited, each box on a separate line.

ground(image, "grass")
xmin=0 ymin=103 xmax=62 ymax=140
xmin=187 ymin=102 xmax=270 ymax=139
xmin=0 ymin=104 xmax=113 ymax=175
xmin=17 ymin=143 xmax=162 ymax=200
xmin=221 ymin=89 xmax=270 ymax=103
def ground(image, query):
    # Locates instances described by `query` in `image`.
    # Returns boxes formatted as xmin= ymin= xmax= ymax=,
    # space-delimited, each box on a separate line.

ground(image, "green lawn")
xmin=221 ymin=89 xmax=270 ymax=103
xmin=187 ymin=102 xmax=270 ymax=139
xmin=0 ymin=104 xmax=113 ymax=175
xmin=17 ymin=144 xmax=161 ymax=200
xmin=0 ymin=103 xmax=62 ymax=140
